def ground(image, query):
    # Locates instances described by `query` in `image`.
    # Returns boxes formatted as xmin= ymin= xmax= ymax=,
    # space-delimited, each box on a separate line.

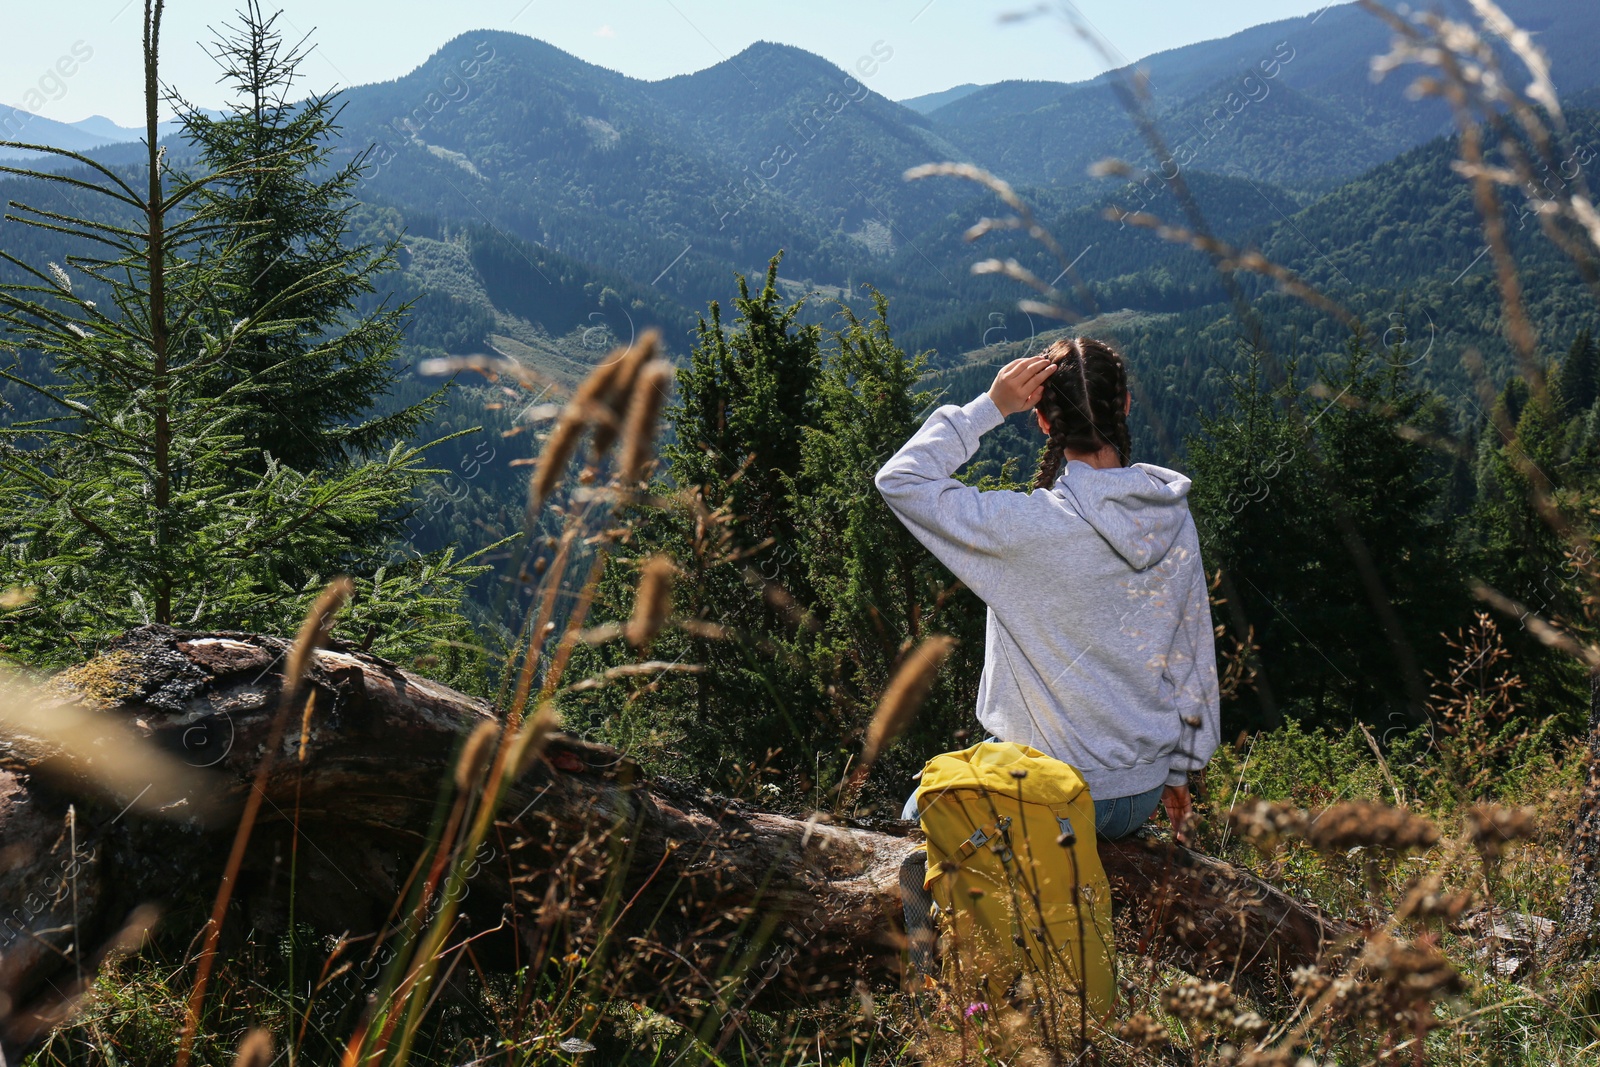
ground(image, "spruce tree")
xmin=177 ymin=1 xmax=432 ymax=474
xmin=1188 ymin=335 xmax=1469 ymax=728
xmin=787 ymin=290 xmax=989 ymax=791
xmin=0 ymin=1 xmax=486 ymax=674
xmin=664 ymin=254 xmax=820 ymax=576
xmin=1557 ymin=329 xmax=1600 ymax=420
xmin=1471 ymin=362 xmax=1592 ymax=720
xmin=568 ymin=275 xmax=986 ymax=806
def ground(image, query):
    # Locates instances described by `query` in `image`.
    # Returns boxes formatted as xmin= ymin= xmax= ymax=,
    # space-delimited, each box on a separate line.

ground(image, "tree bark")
xmin=0 ymin=626 xmax=1354 ymax=1058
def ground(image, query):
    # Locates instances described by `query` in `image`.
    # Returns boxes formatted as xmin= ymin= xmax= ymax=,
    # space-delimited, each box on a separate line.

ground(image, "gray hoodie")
xmin=874 ymin=392 xmax=1221 ymax=800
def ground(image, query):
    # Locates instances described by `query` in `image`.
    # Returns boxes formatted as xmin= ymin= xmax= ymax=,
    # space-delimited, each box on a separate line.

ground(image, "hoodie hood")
xmin=1055 ymin=460 xmax=1193 ymax=569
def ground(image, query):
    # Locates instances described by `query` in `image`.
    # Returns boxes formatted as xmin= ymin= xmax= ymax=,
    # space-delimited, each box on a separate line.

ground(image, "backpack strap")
xmin=952 ymin=815 xmax=1014 ymax=864
xmin=1048 ymin=801 xmax=1079 ymax=845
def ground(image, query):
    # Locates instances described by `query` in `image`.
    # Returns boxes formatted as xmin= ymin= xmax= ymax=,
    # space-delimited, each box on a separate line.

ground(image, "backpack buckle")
xmin=963 ymin=817 xmax=1013 ymax=860
xmin=990 ymin=817 xmax=1014 ymax=863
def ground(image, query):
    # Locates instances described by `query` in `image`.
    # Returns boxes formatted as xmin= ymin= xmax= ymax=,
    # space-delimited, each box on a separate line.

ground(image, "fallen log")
xmin=0 ymin=626 xmax=1354 ymax=1057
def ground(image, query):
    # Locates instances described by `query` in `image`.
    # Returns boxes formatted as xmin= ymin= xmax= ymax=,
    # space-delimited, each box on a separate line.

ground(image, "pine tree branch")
xmin=0 ymin=148 xmax=145 ymax=208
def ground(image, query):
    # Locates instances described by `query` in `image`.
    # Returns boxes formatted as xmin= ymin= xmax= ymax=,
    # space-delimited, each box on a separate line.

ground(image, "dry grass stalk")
xmin=416 ymin=353 xmax=556 ymax=393
xmin=506 ymin=703 xmax=561 ymax=780
xmin=677 ymin=618 xmax=729 ymax=640
xmin=750 ymin=568 xmax=819 ymax=631
xmin=455 ymin=720 xmax=501 ymax=793
xmin=232 ymin=1028 xmax=274 ymax=1067
xmin=297 ymin=690 xmax=316 ymax=763
xmin=619 ymin=359 xmax=673 ymax=485
xmin=285 ymin=577 xmax=354 ymax=700
xmin=1 ymin=666 xmax=215 ymax=815
xmin=178 ymin=578 xmax=353 ymax=1067
xmin=625 ymin=555 xmax=677 ymax=648
xmin=1396 ymin=874 xmax=1474 ymax=923
xmin=1360 ymin=0 xmax=1600 ymax=611
xmin=1209 ymin=569 xmax=1260 ymax=703
xmin=905 ymin=161 xmax=1091 ymax=313
xmin=1 ymin=904 xmax=161 ymax=1051
xmin=591 ymin=330 xmax=660 ymax=455
xmin=1471 ymin=582 xmax=1600 ymax=668
xmin=1304 ymin=800 xmax=1439 ymax=855
xmin=1466 ymin=802 xmax=1539 ymax=864
xmin=1228 ymin=798 xmax=1310 ymax=854
xmin=859 ymin=635 xmax=957 ymax=772
xmin=533 ymin=545 xmax=617 ymax=707
xmin=563 ymin=660 xmax=706 ymax=694
xmin=574 ymin=621 xmax=624 ymax=645
xmin=530 ymin=331 xmax=662 ymax=509
xmin=530 ymin=415 xmax=586 ymax=508
xmin=504 ymin=528 xmax=578 ymax=725
xmin=1113 ymin=209 xmax=1360 ymax=328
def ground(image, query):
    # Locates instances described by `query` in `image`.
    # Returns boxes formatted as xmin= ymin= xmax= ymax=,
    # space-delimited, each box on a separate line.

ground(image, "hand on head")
xmin=988 ymin=355 xmax=1057 ymax=417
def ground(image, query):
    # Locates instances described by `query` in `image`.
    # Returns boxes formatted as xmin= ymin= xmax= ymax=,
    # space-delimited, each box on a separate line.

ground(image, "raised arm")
xmin=873 ymin=356 xmax=1056 ymax=601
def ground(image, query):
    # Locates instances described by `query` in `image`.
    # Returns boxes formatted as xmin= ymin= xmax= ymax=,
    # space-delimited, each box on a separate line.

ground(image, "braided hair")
xmin=1033 ymin=337 xmax=1133 ymax=489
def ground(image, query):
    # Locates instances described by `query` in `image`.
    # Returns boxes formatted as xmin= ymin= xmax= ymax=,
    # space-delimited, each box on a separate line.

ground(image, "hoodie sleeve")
xmin=1163 ymin=526 xmax=1221 ymax=786
xmin=874 ymin=392 xmax=1022 ymax=602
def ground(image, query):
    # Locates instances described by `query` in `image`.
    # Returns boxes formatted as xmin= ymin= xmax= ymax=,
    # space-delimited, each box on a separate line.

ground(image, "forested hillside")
xmin=6 ymin=0 xmax=1600 ymax=640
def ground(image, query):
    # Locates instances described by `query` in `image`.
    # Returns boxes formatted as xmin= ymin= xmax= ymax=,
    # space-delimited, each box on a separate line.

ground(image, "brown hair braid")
xmin=1032 ymin=336 xmax=1132 ymax=489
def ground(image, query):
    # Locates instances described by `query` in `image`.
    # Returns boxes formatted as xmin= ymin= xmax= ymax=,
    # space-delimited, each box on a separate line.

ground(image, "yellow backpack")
xmin=912 ymin=741 xmax=1116 ymax=1032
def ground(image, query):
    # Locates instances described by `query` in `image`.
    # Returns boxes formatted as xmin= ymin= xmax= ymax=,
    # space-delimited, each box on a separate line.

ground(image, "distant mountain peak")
xmin=732 ymin=39 xmax=823 ymax=60
xmin=900 ymin=83 xmax=983 ymax=115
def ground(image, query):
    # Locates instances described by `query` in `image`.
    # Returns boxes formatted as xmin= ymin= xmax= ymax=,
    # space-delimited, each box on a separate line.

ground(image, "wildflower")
xmin=1366 ymin=932 xmax=1462 ymax=1006
xmin=1326 ymin=975 xmax=1386 ymax=1025
xmin=1290 ymin=964 xmax=1328 ymax=1000
xmin=964 ymin=1001 xmax=990 ymax=1017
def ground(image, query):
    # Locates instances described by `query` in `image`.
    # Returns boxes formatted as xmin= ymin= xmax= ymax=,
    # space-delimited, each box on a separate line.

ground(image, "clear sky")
xmin=6 ymin=1 xmax=1336 ymax=129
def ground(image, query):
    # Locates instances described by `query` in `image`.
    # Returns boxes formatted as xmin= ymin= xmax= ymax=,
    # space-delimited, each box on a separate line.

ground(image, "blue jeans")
xmin=1093 ymin=782 xmax=1166 ymax=840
